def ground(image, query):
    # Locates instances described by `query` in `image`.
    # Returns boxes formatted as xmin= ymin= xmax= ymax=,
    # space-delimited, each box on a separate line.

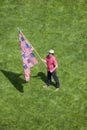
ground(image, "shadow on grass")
xmin=32 ymin=72 xmax=47 ymax=83
xmin=0 ymin=69 xmax=26 ymax=93
xmin=32 ymin=72 xmax=57 ymax=87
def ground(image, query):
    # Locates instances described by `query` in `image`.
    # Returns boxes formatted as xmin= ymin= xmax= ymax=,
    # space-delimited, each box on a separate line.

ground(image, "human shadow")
xmin=32 ymin=72 xmax=57 ymax=87
xmin=0 ymin=69 xmax=26 ymax=93
xmin=32 ymin=72 xmax=47 ymax=83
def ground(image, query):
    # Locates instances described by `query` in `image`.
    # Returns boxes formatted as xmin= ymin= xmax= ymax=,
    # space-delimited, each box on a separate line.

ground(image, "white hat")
xmin=49 ymin=49 xmax=54 ymax=54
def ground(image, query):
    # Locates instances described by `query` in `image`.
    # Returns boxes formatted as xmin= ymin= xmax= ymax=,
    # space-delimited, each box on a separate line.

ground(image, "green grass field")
xmin=0 ymin=0 xmax=87 ymax=130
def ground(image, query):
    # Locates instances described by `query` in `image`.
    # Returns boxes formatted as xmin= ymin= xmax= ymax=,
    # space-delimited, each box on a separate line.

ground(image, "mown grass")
xmin=0 ymin=0 xmax=87 ymax=130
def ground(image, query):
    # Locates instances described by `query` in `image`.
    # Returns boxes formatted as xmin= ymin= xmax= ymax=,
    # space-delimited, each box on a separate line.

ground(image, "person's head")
xmin=48 ymin=49 xmax=54 ymax=56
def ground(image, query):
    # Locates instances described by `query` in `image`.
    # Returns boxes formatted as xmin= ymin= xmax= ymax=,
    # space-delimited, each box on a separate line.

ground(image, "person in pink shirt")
xmin=42 ymin=49 xmax=60 ymax=91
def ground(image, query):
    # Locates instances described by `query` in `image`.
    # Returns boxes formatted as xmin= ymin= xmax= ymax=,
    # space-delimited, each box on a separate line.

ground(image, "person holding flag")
xmin=18 ymin=29 xmax=60 ymax=91
xmin=42 ymin=49 xmax=60 ymax=91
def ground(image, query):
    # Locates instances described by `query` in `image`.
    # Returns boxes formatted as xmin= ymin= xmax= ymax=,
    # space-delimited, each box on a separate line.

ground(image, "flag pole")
xmin=33 ymin=48 xmax=47 ymax=67
xmin=18 ymin=28 xmax=46 ymax=67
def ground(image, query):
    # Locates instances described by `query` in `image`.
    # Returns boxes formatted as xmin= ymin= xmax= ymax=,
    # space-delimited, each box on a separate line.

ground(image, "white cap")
xmin=48 ymin=49 xmax=54 ymax=54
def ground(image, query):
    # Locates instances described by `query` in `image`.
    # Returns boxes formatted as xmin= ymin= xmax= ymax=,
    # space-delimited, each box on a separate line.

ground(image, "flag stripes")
xmin=18 ymin=29 xmax=38 ymax=81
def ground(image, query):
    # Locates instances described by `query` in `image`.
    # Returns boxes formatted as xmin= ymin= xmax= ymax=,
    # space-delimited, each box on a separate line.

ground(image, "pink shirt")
xmin=46 ymin=55 xmax=57 ymax=71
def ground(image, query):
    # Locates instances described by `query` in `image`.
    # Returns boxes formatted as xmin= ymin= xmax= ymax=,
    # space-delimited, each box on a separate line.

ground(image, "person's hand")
xmin=50 ymin=70 xmax=53 ymax=73
xmin=41 ymin=58 xmax=46 ymax=63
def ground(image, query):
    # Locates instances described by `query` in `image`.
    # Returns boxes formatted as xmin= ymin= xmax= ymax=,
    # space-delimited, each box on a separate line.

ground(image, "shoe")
xmin=55 ymin=88 xmax=59 ymax=91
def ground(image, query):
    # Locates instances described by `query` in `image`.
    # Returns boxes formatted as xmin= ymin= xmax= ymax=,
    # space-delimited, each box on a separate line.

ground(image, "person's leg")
xmin=52 ymin=71 xmax=60 ymax=88
xmin=47 ymin=71 xmax=52 ymax=86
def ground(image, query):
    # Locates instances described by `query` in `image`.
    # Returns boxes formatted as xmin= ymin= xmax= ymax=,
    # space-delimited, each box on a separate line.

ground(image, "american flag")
xmin=19 ymin=29 xmax=38 ymax=81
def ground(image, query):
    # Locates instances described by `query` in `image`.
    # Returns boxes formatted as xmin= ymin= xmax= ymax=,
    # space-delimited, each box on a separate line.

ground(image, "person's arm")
xmin=50 ymin=64 xmax=58 ymax=73
xmin=41 ymin=58 xmax=47 ymax=63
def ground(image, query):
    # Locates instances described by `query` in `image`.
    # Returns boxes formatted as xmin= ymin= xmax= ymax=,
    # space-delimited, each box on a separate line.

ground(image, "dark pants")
xmin=46 ymin=71 xmax=60 ymax=88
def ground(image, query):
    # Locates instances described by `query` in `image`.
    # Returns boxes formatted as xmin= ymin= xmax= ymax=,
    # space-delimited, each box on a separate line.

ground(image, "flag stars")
xmin=22 ymin=53 xmax=26 ymax=58
xmin=30 ymin=53 xmax=35 ymax=58
xmin=21 ymin=36 xmax=25 ymax=41
xmin=24 ymin=64 xmax=28 ymax=69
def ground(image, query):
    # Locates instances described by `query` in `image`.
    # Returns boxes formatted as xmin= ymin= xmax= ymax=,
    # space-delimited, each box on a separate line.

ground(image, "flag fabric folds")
xmin=19 ymin=30 xmax=38 ymax=81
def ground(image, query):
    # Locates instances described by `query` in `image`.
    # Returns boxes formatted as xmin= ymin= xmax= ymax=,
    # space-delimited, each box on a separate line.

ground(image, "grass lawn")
xmin=0 ymin=0 xmax=87 ymax=130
